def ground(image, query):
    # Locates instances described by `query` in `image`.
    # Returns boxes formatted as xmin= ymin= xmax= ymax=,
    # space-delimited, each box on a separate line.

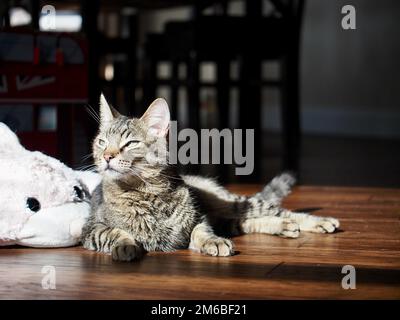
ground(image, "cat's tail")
xmin=254 ymin=172 xmax=296 ymax=204
xmin=226 ymin=172 xmax=297 ymax=219
xmin=185 ymin=173 xmax=296 ymax=220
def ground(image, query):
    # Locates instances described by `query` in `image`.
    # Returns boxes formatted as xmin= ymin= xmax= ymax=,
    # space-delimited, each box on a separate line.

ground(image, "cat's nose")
xmin=104 ymin=153 xmax=115 ymax=163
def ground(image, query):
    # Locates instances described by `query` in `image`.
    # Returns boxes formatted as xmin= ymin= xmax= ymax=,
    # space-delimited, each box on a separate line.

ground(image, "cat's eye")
xmin=98 ymin=139 xmax=107 ymax=147
xmin=26 ymin=197 xmax=40 ymax=212
xmin=121 ymin=140 xmax=140 ymax=149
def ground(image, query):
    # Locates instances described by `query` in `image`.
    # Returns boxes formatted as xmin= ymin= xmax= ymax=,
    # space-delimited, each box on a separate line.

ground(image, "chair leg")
xmin=280 ymin=53 xmax=301 ymax=173
xmin=217 ymin=59 xmax=230 ymax=129
xmin=238 ymin=54 xmax=262 ymax=181
xmin=170 ymin=60 xmax=179 ymax=122
xmin=57 ymin=104 xmax=74 ymax=166
xmin=187 ymin=55 xmax=200 ymax=132
xmin=126 ymin=13 xmax=138 ymax=116
xmin=142 ymin=57 xmax=157 ymax=113
xmin=217 ymin=59 xmax=230 ymax=182
xmin=184 ymin=55 xmax=201 ymax=175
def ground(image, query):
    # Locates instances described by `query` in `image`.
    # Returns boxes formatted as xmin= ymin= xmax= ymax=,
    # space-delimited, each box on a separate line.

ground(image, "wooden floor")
xmin=1 ymin=185 xmax=399 ymax=299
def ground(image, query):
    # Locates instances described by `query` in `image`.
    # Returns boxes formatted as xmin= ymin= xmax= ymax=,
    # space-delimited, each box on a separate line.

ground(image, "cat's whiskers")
xmin=75 ymin=164 xmax=97 ymax=171
xmin=125 ymin=168 xmax=175 ymax=208
xmin=139 ymin=163 xmax=183 ymax=181
xmin=142 ymin=170 xmax=182 ymax=182
xmin=85 ymin=104 xmax=100 ymax=124
xmin=157 ymin=172 xmax=183 ymax=181
xmin=126 ymin=167 xmax=173 ymax=201
xmin=135 ymin=168 xmax=171 ymax=184
xmin=80 ymin=153 xmax=93 ymax=162
xmin=127 ymin=167 xmax=151 ymax=187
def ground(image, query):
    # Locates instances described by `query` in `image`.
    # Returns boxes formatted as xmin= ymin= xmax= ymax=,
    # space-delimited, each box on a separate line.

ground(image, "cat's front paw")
xmin=279 ymin=219 xmax=300 ymax=238
xmin=112 ymin=241 xmax=145 ymax=262
xmin=201 ymin=238 xmax=234 ymax=257
xmin=313 ymin=217 xmax=340 ymax=233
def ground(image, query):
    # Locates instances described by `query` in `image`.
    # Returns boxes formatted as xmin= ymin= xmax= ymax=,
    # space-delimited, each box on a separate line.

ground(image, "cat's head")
xmin=93 ymin=94 xmax=170 ymax=181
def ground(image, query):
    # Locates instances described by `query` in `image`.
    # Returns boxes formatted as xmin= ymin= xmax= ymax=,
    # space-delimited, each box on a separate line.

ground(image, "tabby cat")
xmin=81 ymin=94 xmax=339 ymax=261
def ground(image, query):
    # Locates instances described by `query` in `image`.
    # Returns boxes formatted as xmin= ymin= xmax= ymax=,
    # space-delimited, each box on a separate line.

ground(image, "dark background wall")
xmin=141 ymin=0 xmax=400 ymax=138
xmin=298 ymin=0 xmax=400 ymax=138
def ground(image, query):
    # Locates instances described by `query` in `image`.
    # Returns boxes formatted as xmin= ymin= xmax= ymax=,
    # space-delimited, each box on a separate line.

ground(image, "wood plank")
xmin=0 ymin=186 xmax=399 ymax=299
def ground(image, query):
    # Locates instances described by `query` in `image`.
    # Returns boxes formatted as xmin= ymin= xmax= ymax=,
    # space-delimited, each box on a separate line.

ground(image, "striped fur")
xmin=81 ymin=96 xmax=340 ymax=261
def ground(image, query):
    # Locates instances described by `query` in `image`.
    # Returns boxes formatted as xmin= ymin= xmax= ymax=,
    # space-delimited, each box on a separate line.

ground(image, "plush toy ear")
xmin=99 ymin=93 xmax=120 ymax=127
xmin=74 ymin=170 xmax=102 ymax=195
xmin=140 ymin=98 xmax=170 ymax=138
xmin=0 ymin=122 xmax=25 ymax=153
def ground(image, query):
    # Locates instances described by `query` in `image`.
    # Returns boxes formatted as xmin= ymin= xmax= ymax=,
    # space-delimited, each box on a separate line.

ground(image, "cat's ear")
xmin=99 ymin=93 xmax=120 ymax=126
xmin=140 ymin=98 xmax=170 ymax=138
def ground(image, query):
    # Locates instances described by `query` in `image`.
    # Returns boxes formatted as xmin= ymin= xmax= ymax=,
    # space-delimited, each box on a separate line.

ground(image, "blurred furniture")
xmin=144 ymin=0 xmax=305 ymax=178
xmin=0 ymin=29 xmax=88 ymax=162
xmin=0 ymin=0 xmax=221 ymax=166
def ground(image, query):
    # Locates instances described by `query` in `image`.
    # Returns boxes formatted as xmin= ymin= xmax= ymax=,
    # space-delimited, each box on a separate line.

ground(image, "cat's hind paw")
xmin=201 ymin=238 xmax=234 ymax=257
xmin=313 ymin=217 xmax=340 ymax=233
xmin=279 ymin=219 xmax=300 ymax=238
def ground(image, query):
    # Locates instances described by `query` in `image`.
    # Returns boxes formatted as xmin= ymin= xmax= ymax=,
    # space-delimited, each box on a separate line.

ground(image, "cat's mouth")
xmin=104 ymin=164 xmax=122 ymax=174
xmin=104 ymin=167 xmax=124 ymax=179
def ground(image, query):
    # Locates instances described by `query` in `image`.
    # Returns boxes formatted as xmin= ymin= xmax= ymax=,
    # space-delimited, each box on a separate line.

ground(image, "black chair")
xmin=143 ymin=0 xmax=305 ymax=179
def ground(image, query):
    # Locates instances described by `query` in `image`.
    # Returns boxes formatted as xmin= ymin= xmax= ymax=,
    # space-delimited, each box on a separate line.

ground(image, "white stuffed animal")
xmin=0 ymin=122 xmax=101 ymax=247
